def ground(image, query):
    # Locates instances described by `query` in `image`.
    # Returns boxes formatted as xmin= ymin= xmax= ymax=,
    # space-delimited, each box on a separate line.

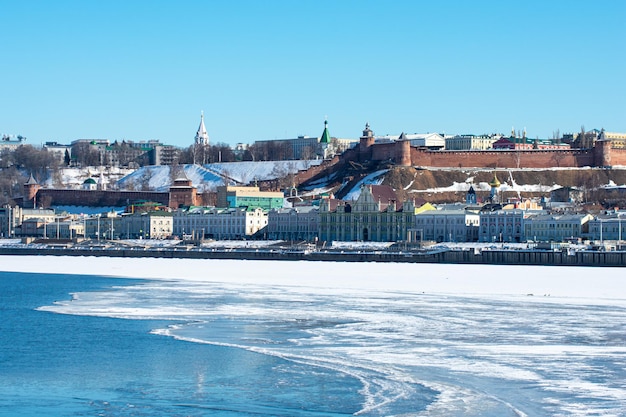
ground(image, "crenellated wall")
xmin=358 ymin=139 xmax=412 ymax=167
xmin=350 ymin=138 xmax=626 ymax=169
xmin=608 ymin=147 xmax=626 ymax=166
xmin=34 ymin=189 xmax=170 ymax=207
xmin=410 ymin=148 xmax=596 ymax=168
xmin=22 ymin=187 xmax=218 ymax=209
xmin=370 ymin=142 xmax=396 ymax=162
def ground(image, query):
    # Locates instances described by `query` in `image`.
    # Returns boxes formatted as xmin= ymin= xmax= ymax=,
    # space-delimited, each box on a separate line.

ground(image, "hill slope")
xmin=302 ymin=165 xmax=626 ymax=205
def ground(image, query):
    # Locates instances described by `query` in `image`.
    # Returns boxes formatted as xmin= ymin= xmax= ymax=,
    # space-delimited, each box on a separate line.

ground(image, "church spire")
xmin=195 ymin=111 xmax=209 ymax=146
xmin=319 ymin=118 xmax=331 ymax=144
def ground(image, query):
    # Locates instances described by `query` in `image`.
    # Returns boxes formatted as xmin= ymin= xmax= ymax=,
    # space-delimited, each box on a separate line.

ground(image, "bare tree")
xmin=13 ymin=145 xmax=60 ymax=182
xmin=552 ymin=129 xmax=561 ymax=145
xmin=51 ymin=169 xmax=64 ymax=188
xmin=192 ymin=143 xmax=210 ymax=165
xmin=551 ymin=151 xmax=566 ymax=168
xmin=208 ymin=142 xmax=236 ymax=163
xmin=511 ymin=149 xmax=522 ymax=169
xmin=0 ymin=166 xmax=25 ymax=204
xmin=575 ymin=125 xmax=594 ymax=149
xmin=300 ymin=145 xmax=316 ymax=160
xmin=177 ymin=146 xmax=195 ymax=164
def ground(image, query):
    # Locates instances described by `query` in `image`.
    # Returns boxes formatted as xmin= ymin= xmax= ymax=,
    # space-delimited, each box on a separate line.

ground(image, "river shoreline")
xmin=1 ymin=244 xmax=625 ymax=267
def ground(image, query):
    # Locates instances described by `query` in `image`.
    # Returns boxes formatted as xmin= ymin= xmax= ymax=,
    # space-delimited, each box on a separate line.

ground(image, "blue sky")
xmin=1 ymin=1 xmax=624 ymax=148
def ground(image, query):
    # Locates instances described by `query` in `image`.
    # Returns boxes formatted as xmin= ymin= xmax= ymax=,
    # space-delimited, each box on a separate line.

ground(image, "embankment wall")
xmin=1 ymin=247 xmax=624 ymax=267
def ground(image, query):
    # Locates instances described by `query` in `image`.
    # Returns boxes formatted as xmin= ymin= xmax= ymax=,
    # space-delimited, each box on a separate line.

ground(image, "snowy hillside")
xmin=116 ymin=165 xmax=222 ymax=192
xmin=38 ymin=164 xmax=626 ymax=205
xmin=42 ymin=167 xmax=135 ymax=189
xmin=209 ymin=160 xmax=321 ymax=184
xmin=342 ymin=169 xmax=388 ymax=201
xmin=116 ymin=160 xmax=322 ymax=192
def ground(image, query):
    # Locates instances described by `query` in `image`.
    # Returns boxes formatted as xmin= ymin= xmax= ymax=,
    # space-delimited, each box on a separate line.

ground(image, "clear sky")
xmin=1 ymin=0 xmax=624 ymax=148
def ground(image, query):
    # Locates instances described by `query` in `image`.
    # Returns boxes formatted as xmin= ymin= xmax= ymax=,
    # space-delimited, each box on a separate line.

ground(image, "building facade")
xmin=173 ymin=207 xmax=268 ymax=240
xmin=523 ymin=213 xmax=593 ymax=242
xmin=0 ymin=135 xmax=27 ymax=151
xmin=267 ymin=206 xmax=319 ymax=241
xmin=479 ymin=209 xmax=526 ymax=243
xmin=445 ymin=134 xmax=500 ymax=151
xmin=587 ymin=212 xmax=626 ymax=242
xmin=414 ymin=209 xmax=480 ymax=242
xmin=42 ymin=219 xmax=84 ymax=239
xmin=319 ymin=185 xmax=417 ymax=243
xmin=216 ymin=186 xmax=284 ymax=210
xmin=84 ymin=211 xmax=173 ymax=240
xmin=251 ymin=120 xmax=348 ymax=160
xmin=0 ymin=205 xmax=18 ymax=238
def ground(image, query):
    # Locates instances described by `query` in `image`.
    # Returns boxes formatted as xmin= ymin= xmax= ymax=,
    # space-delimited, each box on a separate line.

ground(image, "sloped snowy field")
xmin=115 ymin=161 xmax=322 ymax=192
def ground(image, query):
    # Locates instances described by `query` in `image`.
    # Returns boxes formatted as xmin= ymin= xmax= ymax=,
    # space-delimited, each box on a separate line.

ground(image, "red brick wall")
xmin=34 ymin=189 xmax=170 ymax=208
xmin=611 ymin=148 xmax=626 ymax=166
xmin=371 ymin=142 xmax=397 ymax=162
xmin=395 ymin=140 xmax=411 ymax=166
xmin=294 ymin=157 xmax=342 ymax=185
xmin=410 ymin=148 xmax=596 ymax=168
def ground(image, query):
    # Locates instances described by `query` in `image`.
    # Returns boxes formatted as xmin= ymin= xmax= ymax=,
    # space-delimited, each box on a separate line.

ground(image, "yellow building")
xmin=600 ymin=130 xmax=626 ymax=148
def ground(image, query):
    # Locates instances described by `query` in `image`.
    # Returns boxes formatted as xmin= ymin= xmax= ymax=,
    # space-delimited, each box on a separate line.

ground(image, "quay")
xmin=1 ymin=244 xmax=625 ymax=267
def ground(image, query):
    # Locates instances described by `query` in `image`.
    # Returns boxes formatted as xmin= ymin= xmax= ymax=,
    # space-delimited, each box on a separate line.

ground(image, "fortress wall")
xmin=607 ymin=147 xmax=626 ymax=166
xmin=36 ymin=189 xmax=170 ymax=207
xmin=371 ymin=142 xmax=398 ymax=162
xmin=295 ymin=156 xmax=343 ymax=185
xmin=198 ymin=192 xmax=217 ymax=207
xmin=410 ymin=148 xmax=596 ymax=168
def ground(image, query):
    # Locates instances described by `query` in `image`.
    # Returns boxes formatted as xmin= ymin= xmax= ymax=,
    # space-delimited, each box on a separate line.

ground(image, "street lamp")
xmin=599 ymin=218 xmax=603 ymax=243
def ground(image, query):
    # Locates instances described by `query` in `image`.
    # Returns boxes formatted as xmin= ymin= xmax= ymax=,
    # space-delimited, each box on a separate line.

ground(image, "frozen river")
xmin=2 ymin=256 xmax=625 ymax=416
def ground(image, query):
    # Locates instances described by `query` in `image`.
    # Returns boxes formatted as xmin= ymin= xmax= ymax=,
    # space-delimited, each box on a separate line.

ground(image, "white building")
xmin=404 ymin=133 xmax=445 ymax=149
xmin=414 ymin=209 xmax=480 ymax=242
xmin=173 ymin=207 xmax=268 ymax=240
xmin=0 ymin=205 xmax=19 ymax=238
xmin=445 ymin=134 xmax=501 ymax=151
xmin=43 ymin=219 xmax=84 ymax=239
xmin=479 ymin=209 xmax=526 ymax=243
xmin=1 ymin=206 xmax=67 ymax=238
xmin=122 ymin=212 xmax=173 ymax=239
xmin=85 ymin=211 xmax=173 ymax=240
xmin=0 ymin=135 xmax=27 ymax=151
xmin=523 ymin=213 xmax=593 ymax=242
xmin=42 ymin=141 xmax=72 ymax=164
xmin=267 ymin=206 xmax=319 ymax=241
xmin=587 ymin=212 xmax=626 ymax=242
xmin=376 ymin=133 xmax=445 ymax=149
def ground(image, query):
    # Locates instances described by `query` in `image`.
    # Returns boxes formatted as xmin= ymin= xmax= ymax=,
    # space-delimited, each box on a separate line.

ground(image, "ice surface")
xmin=4 ymin=256 xmax=626 ymax=416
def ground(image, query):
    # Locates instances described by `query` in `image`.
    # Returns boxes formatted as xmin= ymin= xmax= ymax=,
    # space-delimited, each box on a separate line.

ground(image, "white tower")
xmin=195 ymin=111 xmax=210 ymax=146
